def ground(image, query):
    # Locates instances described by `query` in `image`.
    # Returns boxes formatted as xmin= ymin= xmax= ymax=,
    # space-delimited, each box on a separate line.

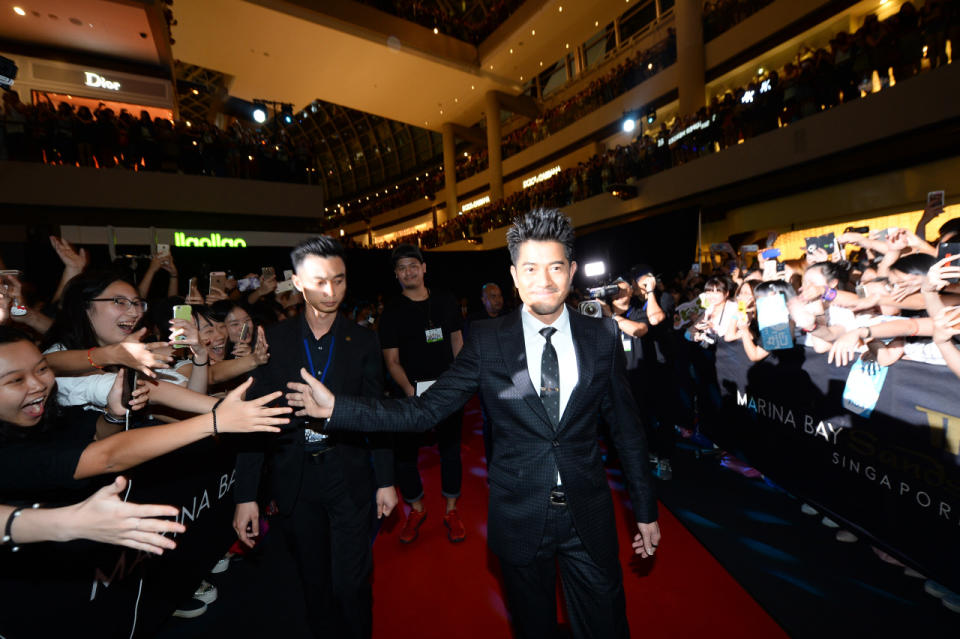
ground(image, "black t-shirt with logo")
xmin=378 ymin=290 xmax=462 ymax=382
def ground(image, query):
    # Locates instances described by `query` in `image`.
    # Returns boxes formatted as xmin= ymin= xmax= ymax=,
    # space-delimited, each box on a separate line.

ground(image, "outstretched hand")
xmin=285 ymin=368 xmax=335 ymax=419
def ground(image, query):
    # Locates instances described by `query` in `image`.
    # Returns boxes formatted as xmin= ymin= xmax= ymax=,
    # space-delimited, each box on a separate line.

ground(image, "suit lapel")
xmin=557 ymin=310 xmax=596 ymax=431
xmin=499 ymin=309 xmax=554 ymax=431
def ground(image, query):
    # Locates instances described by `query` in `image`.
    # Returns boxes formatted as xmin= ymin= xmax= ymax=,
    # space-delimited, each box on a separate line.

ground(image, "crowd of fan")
xmin=356 ymin=0 xmax=526 ymax=44
xmin=399 ymin=1 xmax=956 ymax=249
xmin=500 ymin=30 xmax=677 ymax=161
xmin=680 ymin=209 xmax=960 ymax=379
xmin=702 ymin=0 xmax=776 ymax=42
xmin=0 ymin=91 xmax=322 ymax=184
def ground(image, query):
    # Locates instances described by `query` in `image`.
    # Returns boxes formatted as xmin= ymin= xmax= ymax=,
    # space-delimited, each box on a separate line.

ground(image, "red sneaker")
xmin=399 ymin=508 xmax=427 ymax=544
xmin=443 ymin=508 xmax=466 ymax=543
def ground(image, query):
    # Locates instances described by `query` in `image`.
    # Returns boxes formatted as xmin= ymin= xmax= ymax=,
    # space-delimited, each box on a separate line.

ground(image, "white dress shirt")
xmin=520 ymin=304 xmax=579 ymax=485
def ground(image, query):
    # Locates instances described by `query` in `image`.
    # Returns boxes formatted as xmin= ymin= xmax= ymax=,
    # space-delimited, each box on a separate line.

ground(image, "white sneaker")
xmin=835 ymin=530 xmax=858 ymax=543
xmin=943 ymin=593 xmax=960 ymax=614
xmin=821 ymin=516 xmax=839 ymax=528
xmin=211 ymin=556 xmax=230 ymax=574
xmin=925 ymin=580 xmax=952 ymax=599
xmin=193 ymin=580 xmax=218 ymax=605
xmin=800 ymin=503 xmax=818 ymax=516
xmin=173 ymin=599 xmax=207 ymax=619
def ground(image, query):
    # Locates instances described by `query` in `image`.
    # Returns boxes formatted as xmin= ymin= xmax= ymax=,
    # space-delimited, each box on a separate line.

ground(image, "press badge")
xmin=425 ymin=328 xmax=444 ymax=343
xmin=622 ymin=337 xmax=632 ymax=352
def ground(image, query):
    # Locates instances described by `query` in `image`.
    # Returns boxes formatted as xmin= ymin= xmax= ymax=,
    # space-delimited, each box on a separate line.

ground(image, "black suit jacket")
xmin=328 ymin=308 xmax=655 ymax=571
xmin=234 ymin=313 xmax=393 ymax=514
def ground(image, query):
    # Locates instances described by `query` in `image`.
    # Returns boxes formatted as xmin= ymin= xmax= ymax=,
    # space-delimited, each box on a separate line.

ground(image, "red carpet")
xmin=371 ymin=398 xmax=788 ymax=638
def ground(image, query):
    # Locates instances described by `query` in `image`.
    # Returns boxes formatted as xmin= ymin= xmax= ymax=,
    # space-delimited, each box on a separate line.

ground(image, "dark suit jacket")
xmin=328 ymin=308 xmax=655 ymax=571
xmin=234 ymin=312 xmax=393 ymax=514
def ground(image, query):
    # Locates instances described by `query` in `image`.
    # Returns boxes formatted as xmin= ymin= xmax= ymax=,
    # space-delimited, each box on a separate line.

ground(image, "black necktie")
xmin=539 ymin=327 xmax=560 ymax=428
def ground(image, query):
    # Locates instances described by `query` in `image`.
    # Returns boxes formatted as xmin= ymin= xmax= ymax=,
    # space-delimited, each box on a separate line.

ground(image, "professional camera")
xmin=579 ymin=300 xmax=602 ymax=318
xmin=578 ymin=283 xmax=621 ymax=318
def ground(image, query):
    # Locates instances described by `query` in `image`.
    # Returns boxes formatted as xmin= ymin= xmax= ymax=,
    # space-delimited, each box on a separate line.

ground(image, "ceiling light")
xmin=509 ymin=48 xmax=513 ymax=54
xmin=13 ymin=6 xmax=26 ymax=16
xmin=558 ymin=6 xmax=563 ymax=12
xmin=531 ymin=29 xmax=536 ymax=36
xmin=520 ymin=75 xmax=524 ymax=81
xmin=540 ymin=60 xmax=543 ymax=66
xmin=433 ymin=27 xmax=439 ymax=34
xmin=565 ymin=43 xmax=570 ymax=49
xmin=489 ymin=64 xmax=494 ymax=70
xmin=454 ymin=98 xmax=458 ymax=102
xmin=595 ymin=20 xmax=599 ymax=27
xmin=191 ymin=88 xmax=199 ymax=95
xmin=471 ymin=85 xmax=475 ymax=90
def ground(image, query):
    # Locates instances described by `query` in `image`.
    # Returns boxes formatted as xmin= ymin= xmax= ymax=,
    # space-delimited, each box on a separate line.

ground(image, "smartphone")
xmin=855 ymin=283 xmax=866 ymax=298
xmin=209 ymin=271 xmax=227 ymax=293
xmin=740 ymin=244 xmax=759 ymax=254
xmin=737 ymin=300 xmax=747 ymax=313
xmin=156 ymin=243 xmax=170 ymax=257
xmin=283 ymin=269 xmax=293 ymax=281
xmin=871 ymin=228 xmax=891 ymax=242
xmin=261 ymin=266 xmax=275 ymax=280
xmin=120 ymin=367 xmax=139 ymax=411
xmin=763 ymin=260 xmax=777 ymax=280
xmin=276 ymin=279 xmax=295 ymax=293
xmin=843 ymin=226 xmax=869 ymax=235
xmin=172 ymin=304 xmax=193 ymax=348
xmin=938 ymin=242 xmax=960 ymax=284
xmin=757 ymin=294 xmax=794 ymax=351
xmin=237 ymin=276 xmax=260 ymax=292
xmin=927 ymin=190 xmax=945 ymax=210
xmin=188 ymin=276 xmax=198 ymax=294
xmin=761 ymin=248 xmax=781 ymax=260
xmin=239 ymin=321 xmax=250 ymax=343
xmin=776 ymin=261 xmax=786 ymax=273
xmin=690 ymin=263 xmax=701 ymax=274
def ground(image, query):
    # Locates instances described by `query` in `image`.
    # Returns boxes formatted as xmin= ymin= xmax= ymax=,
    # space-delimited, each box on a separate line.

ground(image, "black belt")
xmin=549 ymin=486 xmax=566 ymax=506
xmin=305 ymin=440 xmax=337 ymax=460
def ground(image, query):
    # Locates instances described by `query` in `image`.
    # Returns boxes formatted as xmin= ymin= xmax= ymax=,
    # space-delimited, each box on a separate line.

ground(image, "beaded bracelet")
xmin=211 ymin=397 xmax=225 ymax=438
xmin=87 ymin=348 xmax=105 ymax=370
xmin=3 ymin=503 xmax=40 ymax=552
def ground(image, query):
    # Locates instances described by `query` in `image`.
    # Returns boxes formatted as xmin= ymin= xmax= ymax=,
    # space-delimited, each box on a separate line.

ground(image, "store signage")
xmin=522 ymin=165 xmax=561 ymax=189
xmin=460 ymin=195 xmax=490 ymax=214
xmin=84 ymin=71 xmax=121 ymax=91
xmin=174 ymin=232 xmax=247 ymax=248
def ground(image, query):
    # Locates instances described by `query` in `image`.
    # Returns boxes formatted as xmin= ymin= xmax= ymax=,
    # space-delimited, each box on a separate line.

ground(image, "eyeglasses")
xmin=89 ymin=297 xmax=148 ymax=312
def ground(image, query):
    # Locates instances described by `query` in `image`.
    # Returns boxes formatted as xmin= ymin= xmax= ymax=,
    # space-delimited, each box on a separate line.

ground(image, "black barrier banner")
xmin=700 ymin=342 xmax=960 ymax=591
xmin=0 ymin=436 xmax=237 ymax=639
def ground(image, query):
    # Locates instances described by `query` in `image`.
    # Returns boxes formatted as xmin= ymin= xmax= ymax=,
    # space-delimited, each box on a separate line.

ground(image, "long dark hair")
xmin=43 ymin=270 xmax=138 ymax=351
xmin=0 ymin=327 xmax=61 ymax=443
xmin=210 ymin=300 xmax=258 ymax=357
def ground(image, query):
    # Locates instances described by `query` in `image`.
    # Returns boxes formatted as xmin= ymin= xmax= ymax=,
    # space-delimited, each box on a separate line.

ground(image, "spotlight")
xmin=252 ymin=107 xmax=267 ymax=124
xmin=280 ymin=103 xmax=294 ymax=125
xmin=645 ymin=107 xmax=656 ymax=125
xmin=622 ymin=118 xmax=635 ymax=133
xmin=583 ymin=261 xmax=606 ymax=278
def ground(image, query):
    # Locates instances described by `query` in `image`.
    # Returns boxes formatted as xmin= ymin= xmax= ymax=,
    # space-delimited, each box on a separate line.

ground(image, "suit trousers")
xmin=395 ymin=408 xmax=464 ymax=502
xmin=278 ymin=449 xmax=373 ymax=639
xmin=498 ymin=501 xmax=630 ymax=639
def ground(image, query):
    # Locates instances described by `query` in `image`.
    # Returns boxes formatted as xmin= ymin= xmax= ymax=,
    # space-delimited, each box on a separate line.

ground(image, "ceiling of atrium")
xmin=170 ymin=0 xmax=639 ymax=131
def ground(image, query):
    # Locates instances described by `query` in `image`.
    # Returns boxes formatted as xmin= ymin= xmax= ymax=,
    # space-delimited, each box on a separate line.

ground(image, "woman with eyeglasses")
xmin=0 ymin=326 xmax=288 ymax=638
xmin=41 ymin=271 xmax=220 ymax=416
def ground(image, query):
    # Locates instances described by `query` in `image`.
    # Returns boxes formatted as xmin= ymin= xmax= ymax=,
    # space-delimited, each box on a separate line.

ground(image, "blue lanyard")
xmin=303 ymin=333 xmax=335 ymax=384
